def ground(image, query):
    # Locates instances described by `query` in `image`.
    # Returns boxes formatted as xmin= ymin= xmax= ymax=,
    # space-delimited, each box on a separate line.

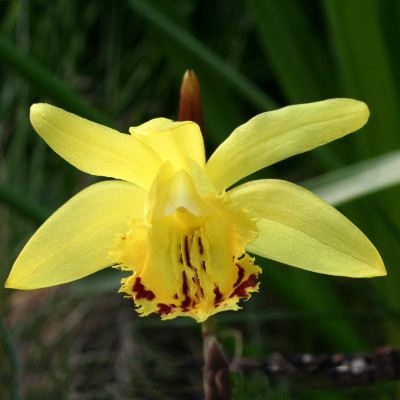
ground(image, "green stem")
xmin=202 ymin=316 xmax=217 ymax=339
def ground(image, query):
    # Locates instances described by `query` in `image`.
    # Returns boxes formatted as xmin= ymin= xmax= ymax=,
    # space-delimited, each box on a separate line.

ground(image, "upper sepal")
xmin=206 ymin=99 xmax=370 ymax=191
xmin=30 ymin=103 xmax=162 ymax=189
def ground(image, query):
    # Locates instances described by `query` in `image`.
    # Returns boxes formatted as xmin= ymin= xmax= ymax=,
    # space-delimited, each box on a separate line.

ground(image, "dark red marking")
xmin=184 ymin=236 xmax=191 ymax=265
xmin=230 ymin=274 xmax=258 ymax=298
xmin=214 ymin=285 xmax=223 ymax=305
xmin=182 ymin=271 xmax=189 ymax=296
xmin=198 ymin=237 xmax=204 ymax=254
xmin=132 ymin=277 xmax=155 ymax=301
xmin=180 ymin=271 xmax=191 ymax=311
xmin=201 ymin=261 xmax=206 ymax=271
xmin=174 ymin=294 xmax=178 ymax=299
xmin=156 ymin=303 xmax=173 ymax=315
xmin=121 ymin=236 xmax=126 ymax=240
xmin=178 ymin=243 xmax=183 ymax=263
xmin=198 ymin=274 xmax=204 ymax=297
xmin=233 ymin=264 xmax=245 ymax=287
xmin=181 ymin=299 xmax=191 ymax=309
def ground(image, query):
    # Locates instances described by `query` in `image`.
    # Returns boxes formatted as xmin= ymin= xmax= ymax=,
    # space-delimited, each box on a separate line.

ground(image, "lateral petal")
xmin=206 ymin=99 xmax=369 ymax=190
xmin=6 ymin=180 xmax=147 ymax=289
xmin=230 ymin=179 xmax=386 ymax=278
xmin=30 ymin=104 xmax=162 ymax=189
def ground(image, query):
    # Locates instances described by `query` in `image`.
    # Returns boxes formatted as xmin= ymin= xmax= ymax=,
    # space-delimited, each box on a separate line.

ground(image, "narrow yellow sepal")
xmin=206 ymin=99 xmax=370 ymax=191
xmin=30 ymin=104 xmax=162 ymax=189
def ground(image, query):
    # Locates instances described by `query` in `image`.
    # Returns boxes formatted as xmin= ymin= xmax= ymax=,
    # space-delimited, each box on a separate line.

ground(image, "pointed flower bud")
xmin=179 ymin=69 xmax=204 ymax=134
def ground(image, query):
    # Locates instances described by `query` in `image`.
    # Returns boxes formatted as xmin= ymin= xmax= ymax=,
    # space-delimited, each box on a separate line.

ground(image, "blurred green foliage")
xmin=1 ymin=0 xmax=400 ymax=398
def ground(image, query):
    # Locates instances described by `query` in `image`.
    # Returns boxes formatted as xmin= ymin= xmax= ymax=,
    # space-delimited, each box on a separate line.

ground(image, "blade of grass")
xmin=249 ymin=0 xmax=337 ymax=103
xmin=324 ymin=0 xmax=400 ymax=158
xmin=0 ymin=182 xmax=49 ymax=224
xmin=127 ymin=0 xmax=278 ymax=112
xmin=0 ymin=33 xmax=111 ymax=126
xmin=302 ymin=150 xmax=400 ymax=207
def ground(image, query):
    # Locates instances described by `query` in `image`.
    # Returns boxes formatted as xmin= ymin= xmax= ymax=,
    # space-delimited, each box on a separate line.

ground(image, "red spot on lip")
xmin=198 ymin=237 xmax=204 ymax=254
xmin=156 ymin=303 xmax=173 ymax=315
xmin=230 ymin=274 xmax=258 ymax=298
xmin=181 ymin=298 xmax=191 ymax=310
xmin=132 ymin=277 xmax=155 ymax=301
xmin=214 ymin=285 xmax=223 ymax=305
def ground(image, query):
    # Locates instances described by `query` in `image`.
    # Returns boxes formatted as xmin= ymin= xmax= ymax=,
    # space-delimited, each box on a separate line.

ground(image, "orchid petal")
xmin=230 ymin=179 xmax=386 ymax=277
xmin=6 ymin=181 xmax=146 ymax=289
xmin=129 ymin=118 xmax=205 ymax=171
xmin=30 ymin=104 xmax=162 ymax=189
xmin=206 ymin=99 xmax=369 ymax=190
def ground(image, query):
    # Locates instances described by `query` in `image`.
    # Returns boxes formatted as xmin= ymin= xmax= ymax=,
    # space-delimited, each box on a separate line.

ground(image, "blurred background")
xmin=1 ymin=0 xmax=400 ymax=398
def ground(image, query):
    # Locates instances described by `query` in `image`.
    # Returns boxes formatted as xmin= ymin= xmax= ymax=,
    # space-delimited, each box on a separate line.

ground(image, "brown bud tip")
xmin=178 ymin=69 xmax=204 ymax=134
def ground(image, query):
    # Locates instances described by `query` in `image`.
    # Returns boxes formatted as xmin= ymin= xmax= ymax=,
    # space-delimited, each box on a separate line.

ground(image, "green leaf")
xmin=250 ymin=0 xmax=337 ymax=103
xmin=128 ymin=0 xmax=278 ymax=112
xmin=324 ymin=0 xmax=400 ymax=157
xmin=0 ymin=182 xmax=49 ymax=224
xmin=302 ymin=150 xmax=400 ymax=206
xmin=0 ymin=33 xmax=111 ymax=126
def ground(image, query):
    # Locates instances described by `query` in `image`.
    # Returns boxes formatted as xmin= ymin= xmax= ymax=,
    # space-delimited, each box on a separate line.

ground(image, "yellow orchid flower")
xmin=5 ymin=99 xmax=386 ymax=322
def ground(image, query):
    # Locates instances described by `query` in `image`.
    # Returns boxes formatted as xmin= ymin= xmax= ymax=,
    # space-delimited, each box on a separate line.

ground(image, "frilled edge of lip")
xmin=119 ymin=252 xmax=261 ymax=323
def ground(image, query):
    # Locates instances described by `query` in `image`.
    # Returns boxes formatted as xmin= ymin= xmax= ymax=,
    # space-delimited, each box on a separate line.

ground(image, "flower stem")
xmin=202 ymin=317 xmax=231 ymax=400
xmin=202 ymin=315 xmax=217 ymax=339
